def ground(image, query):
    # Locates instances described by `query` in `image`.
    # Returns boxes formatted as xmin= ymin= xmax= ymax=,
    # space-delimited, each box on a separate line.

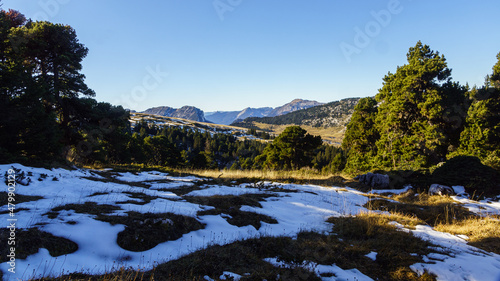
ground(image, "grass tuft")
xmin=365 ymin=193 xmax=475 ymax=226
xmin=435 ymin=217 xmax=500 ymax=254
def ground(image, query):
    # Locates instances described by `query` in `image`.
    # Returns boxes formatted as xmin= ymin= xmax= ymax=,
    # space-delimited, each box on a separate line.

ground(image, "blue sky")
xmin=2 ymin=0 xmax=500 ymax=112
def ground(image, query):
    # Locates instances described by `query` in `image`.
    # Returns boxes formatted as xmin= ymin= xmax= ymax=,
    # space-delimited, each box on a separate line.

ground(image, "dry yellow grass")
xmin=367 ymin=189 xmax=500 ymax=254
xmin=356 ymin=210 xmax=425 ymax=229
xmin=175 ymin=168 xmax=352 ymax=187
xmin=435 ymin=217 xmax=500 ymax=254
xmin=181 ymin=168 xmax=329 ymax=180
xmin=249 ymin=122 xmax=345 ymax=145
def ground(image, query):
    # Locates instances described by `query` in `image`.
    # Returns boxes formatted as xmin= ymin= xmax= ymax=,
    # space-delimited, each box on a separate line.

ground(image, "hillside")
xmin=130 ymin=112 xmax=271 ymax=142
xmin=230 ymin=98 xmax=360 ymax=145
xmin=232 ymin=98 xmax=360 ymax=128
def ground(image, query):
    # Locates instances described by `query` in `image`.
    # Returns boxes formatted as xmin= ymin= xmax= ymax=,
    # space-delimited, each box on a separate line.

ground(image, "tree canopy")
xmin=0 ymin=9 xmax=126 ymax=164
xmin=255 ymin=126 xmax=322 ymax=170
xmin=456 ymin=53 xmax=500 ymax=169
xmin=342 ymin=41 xmax=469 ymax=172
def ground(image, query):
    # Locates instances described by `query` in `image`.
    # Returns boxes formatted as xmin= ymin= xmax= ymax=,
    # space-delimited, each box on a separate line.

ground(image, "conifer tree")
xmin=256 ymin=126 xmax=322 ymax=170
xmin=342 ymin=97 xmax=379 ymax=172
xmin=458 ymin=52 xmax=500 ymax=169
xmin=374 ymin=41 xmax=462 ymax=169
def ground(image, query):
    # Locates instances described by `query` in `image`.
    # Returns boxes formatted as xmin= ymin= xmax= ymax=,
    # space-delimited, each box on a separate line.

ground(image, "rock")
xmin=355 ymin=172 xmax=390 ymax=189
xmin=429 ymin=184 xmax=455 ymax=196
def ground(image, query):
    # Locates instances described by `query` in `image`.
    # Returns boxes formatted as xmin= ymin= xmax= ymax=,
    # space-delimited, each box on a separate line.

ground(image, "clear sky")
xmin=2 ymin=0 xmax=500 ymax=112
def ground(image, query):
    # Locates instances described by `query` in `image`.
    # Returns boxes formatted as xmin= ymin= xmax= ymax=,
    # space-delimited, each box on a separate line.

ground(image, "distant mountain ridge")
xmin=268 ymin=99 xmax=323 ymax=117
xmin=205 ymin=99 xmax=323 ymax=125
xmin=142 ymin=106 xmax=207 ymax=122
xmin=206 ymin=107 xmax=273 ymax=125
xmin=232 ymin=98 xmax=360 ymax=128
xmin=141 ymin=98 xmax=326 ymax=125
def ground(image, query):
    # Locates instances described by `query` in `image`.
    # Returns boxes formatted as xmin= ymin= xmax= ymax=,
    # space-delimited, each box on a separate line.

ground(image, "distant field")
xmin=131 ymin=113 xmax=345 ymax=145
xmin=245 ymin=122 xmax=345 ymax=146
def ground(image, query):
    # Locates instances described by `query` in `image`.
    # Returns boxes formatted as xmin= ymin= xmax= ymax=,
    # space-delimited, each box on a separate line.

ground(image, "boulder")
xmin=429 ymin=184 xmax=455 ymax=196
xmin=355 ymin=172 xmax=390 ymax=189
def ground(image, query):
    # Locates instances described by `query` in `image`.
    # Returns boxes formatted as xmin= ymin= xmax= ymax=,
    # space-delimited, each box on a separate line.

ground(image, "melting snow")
xmin=1 ymin=164 xmax=500 ymax=281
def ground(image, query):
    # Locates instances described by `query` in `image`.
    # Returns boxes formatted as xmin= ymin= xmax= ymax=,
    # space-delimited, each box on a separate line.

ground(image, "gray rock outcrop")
xmin=428 ymin=184 xmax=455 ymax=196
xmin=355 ymin=172 xmax=390 ymax=189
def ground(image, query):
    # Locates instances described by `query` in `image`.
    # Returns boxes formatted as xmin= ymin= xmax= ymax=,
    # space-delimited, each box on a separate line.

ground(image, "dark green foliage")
xmin=432 ymin=156 xmax=500 ymax=198
xmin=456 ymin=53 xmax=500 ymax=169
xmin=312 ymin=145 xmax=346 ymax=173
xmin=246 ymin=128 xmax=272 ymax=139
xmin=342 ymin=97 xmax=379 ymax=153
xmin=342 ymin=97 xmax=379 ymax=173
xmin=342 ymin=42 xmax=469 ymax=173
xmin=0 ymin=8 xmax=130 ymax=165
xmin=255 ymin=126 xmax=323 ymax=170
xmin=439 ymin=81 xmax=469 ymax=153
xmin=68 ymin=98 xmax=131 ymax=164
xmin=127 ymin=123 xmax=267 ymax=169
xmin=375 ymin=41 xmax=459 ymax=169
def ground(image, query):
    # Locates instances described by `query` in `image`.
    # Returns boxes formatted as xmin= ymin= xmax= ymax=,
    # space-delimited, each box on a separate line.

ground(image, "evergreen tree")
xmin=0 ymin=10 xmax=62 ymax=161
xmin=256 ymin=126 xmax=322 ymax=170
xmin=342 ymin=97 xmax=379 ymax=172
xmin=312 ymin=145 xmax=345 ymax=173
xmin=374 ymin=41 xmax=463 ymax=169
xmin=457 ymin=52 xmax=500 ymax=169
xmin=14 ymin=21 xmax=95 ymax=145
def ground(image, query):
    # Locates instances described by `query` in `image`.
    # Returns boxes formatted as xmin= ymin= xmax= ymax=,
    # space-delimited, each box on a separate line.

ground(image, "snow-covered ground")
xmin=1 ymin=164 xmax=500 ymax=281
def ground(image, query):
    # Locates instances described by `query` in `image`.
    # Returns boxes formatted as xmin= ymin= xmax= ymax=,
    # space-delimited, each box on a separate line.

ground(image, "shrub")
xmin=432 ymin=156 xmax=500 ymax=198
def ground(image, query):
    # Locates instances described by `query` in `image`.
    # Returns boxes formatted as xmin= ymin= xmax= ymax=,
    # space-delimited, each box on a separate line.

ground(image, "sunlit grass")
xmin=249 ymin=122 xmax=345 ymax=145
xmin=175 ymin=168 xmax=351 ymax=188
xmin=435 ymin=217 xmax=500 ymax=254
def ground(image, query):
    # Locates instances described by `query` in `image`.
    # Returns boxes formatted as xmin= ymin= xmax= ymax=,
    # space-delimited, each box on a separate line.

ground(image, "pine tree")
xmin=342 ymin=97 xmax=379 ymax=172
xmin=0 ymin=10 xmax=63 ymax=161
xmin=256 ymin=126 xmax=322 ymax=170
xmin=374 ymin=41 xmax=462 ymax=169
xmin=457 ymin=52 xmax=500 ymax=169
